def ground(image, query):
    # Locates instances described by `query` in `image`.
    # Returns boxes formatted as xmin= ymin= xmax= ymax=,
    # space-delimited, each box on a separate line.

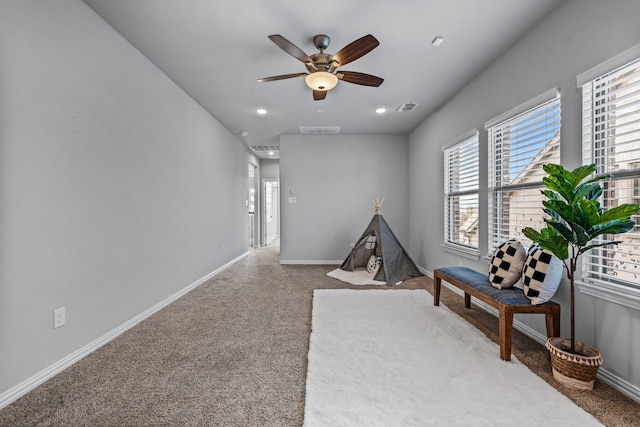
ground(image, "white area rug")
xmin=303 ymin=289 xmax=602 ymax=427
xmin=326 ymin=267 xmax=387 ymax=286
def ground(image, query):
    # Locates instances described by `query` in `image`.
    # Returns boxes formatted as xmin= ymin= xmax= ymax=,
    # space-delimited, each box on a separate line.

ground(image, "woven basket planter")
xmin=546 ymin=337 xmax=603 ymax=390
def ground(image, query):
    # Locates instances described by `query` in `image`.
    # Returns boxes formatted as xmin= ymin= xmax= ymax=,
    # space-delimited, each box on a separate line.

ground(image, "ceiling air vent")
xmin=250 ymin=145 xmax=279 ymax=153
xmin=396 ymin=103 xmax=419 ymax=112
xmin=298 ymin=126 xmax=341 ymax=135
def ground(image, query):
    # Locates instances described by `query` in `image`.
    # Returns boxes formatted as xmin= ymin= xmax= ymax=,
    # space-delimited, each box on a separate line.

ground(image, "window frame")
xmin=577 ymin=48 xmax=640 ymax=311
xmin=484 ymin=88 xmax=561 ymax=257
xmin=442 ymin=130 xmax=480 ymax=258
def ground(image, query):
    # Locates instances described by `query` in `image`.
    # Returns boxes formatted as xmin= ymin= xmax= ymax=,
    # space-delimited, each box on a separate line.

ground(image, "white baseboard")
xmin=0 ymin=251 xmax=249 ymax=411
xmin=420 ymin=266 xmax=640 ymax=404
xmin=598 ymin=367 xmax=640 ymax=404
xmin=279 ymin=260 xmax=342 ymax=265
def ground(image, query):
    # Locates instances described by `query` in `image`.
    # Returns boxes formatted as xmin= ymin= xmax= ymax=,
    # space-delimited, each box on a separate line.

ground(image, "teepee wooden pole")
xmin=371 ymin=197 xmax=385 ymax=215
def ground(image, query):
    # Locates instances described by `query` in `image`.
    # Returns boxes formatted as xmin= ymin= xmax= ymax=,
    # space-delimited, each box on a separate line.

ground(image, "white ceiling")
xmin=83 ymin=0 xmax=565 ymax=159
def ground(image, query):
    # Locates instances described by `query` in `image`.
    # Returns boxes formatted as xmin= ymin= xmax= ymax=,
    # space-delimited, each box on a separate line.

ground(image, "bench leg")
xmin=545 ymin=305 xmax=561 ymax=338
xmin=433 ymin=272 xmax=441 ymax=306
xmin=464 ymin=292 xmax=471 ymax=309
xmin=499 ymin=307 xmax=514 ymax=361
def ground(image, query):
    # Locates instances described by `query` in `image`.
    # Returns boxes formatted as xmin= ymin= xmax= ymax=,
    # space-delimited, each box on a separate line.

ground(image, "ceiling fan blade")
xmin=257 ymin=73 xmax=307 ymax=83
xmin=313 ymin=90 xmax=327 ymax=101
xmin=337 ymin=71 xmax=384 ymax=87
xmin=331 ymin=34 xmax=379 ymax=67
xmin=268 ymin=34 xmax=312 ymax=63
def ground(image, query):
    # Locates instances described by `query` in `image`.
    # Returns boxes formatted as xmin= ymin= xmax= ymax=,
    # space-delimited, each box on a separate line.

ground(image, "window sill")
xmin=442 ymin=243 xmax=480 ymax=261
xmin=576 ymin=279 xmax=640 ymax=311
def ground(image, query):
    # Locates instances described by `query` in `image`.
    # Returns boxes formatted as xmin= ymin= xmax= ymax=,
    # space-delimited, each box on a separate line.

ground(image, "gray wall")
xmin=408 ymin=0 xmax=640 ymax=393
xmin=260 ymin=159 xmax=280 ymax=180
xmin=279 ymin=134 xmax=409 ymax=263
xmin=0 ymin=1 xmax=256 ymax=397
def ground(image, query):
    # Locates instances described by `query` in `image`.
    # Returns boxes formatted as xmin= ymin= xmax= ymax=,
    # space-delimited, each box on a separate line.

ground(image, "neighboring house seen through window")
xmin=485 ymin=89 xmax=561 ymax=256
xmin=443 ymin=131 xmax=479 ymax=257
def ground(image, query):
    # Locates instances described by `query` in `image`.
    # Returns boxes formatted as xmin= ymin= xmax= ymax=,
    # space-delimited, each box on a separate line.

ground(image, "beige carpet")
xmin=0 ymin=240 xmax=637 ymax=426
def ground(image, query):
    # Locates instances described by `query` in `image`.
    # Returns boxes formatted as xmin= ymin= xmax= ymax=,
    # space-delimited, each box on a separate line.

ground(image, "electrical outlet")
xmin=54 ymin=307 xmax=66 ymax=329
xmin=222 ymin=245 xmax=226 ymax=254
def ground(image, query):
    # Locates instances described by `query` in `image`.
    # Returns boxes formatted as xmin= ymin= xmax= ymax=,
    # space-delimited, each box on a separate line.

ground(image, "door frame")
xmin=248 ymin=162 xmax=259 ymax=248
xmin=262 ymin=179 xmax=280 ymax=246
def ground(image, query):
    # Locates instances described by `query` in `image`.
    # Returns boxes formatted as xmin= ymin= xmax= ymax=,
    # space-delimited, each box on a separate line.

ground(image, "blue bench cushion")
xmin=437 ymin=266 xmax=558 ymax=307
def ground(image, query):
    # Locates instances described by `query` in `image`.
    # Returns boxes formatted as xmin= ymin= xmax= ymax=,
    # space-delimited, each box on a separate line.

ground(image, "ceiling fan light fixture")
xmin=305 ymin=71 xmax=338 ymax=91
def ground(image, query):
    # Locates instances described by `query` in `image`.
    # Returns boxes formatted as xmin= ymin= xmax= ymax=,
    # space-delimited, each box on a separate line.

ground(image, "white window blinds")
xmin=444 ymin=132 xmax=479 ymax=252
xmin=486 ymin=93 xmax=561 ymax=254
xmin=581 ymin=57 xmax=640 ymax=289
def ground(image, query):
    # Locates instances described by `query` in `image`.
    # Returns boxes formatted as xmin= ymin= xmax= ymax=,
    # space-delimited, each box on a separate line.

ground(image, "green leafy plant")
xmin=522 ymin=163 xmax=639 ymax=354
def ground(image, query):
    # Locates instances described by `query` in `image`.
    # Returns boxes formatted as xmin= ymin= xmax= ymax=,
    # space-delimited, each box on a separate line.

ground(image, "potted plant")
xmin=522 ymin=163 xmax=639 ymax=390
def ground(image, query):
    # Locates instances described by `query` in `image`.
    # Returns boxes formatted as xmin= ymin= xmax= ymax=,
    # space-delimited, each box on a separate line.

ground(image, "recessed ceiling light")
xmin=268 ymin=151 xmax=275 ymax=156
xmin=256 ymin=108 xmax=268 ymax=115
xmin=239 ymin=131 xmax=249 ymax=137
xmin=431 ymin=36 xmax=445 ymax=47
xmin=375 ymin=107 xmax=387 ymax=114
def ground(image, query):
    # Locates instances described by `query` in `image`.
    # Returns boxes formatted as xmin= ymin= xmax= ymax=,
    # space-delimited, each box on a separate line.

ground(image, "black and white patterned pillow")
xmin=522 ymin=245 xmax=563 ymax=304
xmin=366 ymin=255 xmax=382 ymax=275
xmin=489 ymin=239 xmax=526 ymax=289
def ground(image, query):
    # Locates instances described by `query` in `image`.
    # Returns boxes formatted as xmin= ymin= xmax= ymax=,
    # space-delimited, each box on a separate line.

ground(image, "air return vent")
xmin=250 ymin=145 xmax=279 ymax=154
xmin=298 ymin=126 xmax=341 ymax=135
xmin=396 ymin=103 xmax=419 ymax=112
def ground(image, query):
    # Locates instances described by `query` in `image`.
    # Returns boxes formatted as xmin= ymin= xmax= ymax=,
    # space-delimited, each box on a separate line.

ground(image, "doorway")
xmin=263 ymin=179 xmax=280 ymax=246
xmin=248 ymin=163 xmax=259 ymax=248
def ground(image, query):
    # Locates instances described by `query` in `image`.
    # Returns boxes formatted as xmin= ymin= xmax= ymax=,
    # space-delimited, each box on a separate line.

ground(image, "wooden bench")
xmin=433 ymin=266 xmax=560 ymax=361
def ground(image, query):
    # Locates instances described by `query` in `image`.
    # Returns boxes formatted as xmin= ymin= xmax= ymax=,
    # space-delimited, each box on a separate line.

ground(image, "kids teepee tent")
xmin=340 ymin=198 xmax=423 ymax=286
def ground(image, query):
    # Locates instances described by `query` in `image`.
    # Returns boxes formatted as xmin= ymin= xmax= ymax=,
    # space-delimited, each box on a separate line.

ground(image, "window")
xmin=634 ymin=172 xmax=640 ymax=232
xmin=580 ymin=56 xmax=640 ymax=298
xmin=443 ymin=131 xmax=479 ymax=256
xmin=485 ymin=89 xmax=561 ymax=255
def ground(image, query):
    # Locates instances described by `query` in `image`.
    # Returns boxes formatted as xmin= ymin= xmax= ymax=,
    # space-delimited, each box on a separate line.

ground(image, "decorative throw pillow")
xmin=489 ymin=239 xmax=526 ymax=289
xmin=522 ymin=244 xmax=563 ymax=304
xmin=366 ymin=255 xmax=382 ymax=275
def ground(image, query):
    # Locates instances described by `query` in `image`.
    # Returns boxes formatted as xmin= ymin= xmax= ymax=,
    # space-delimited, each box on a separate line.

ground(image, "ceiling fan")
xmin=257 ymin=34 xmax=384 ymax=101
